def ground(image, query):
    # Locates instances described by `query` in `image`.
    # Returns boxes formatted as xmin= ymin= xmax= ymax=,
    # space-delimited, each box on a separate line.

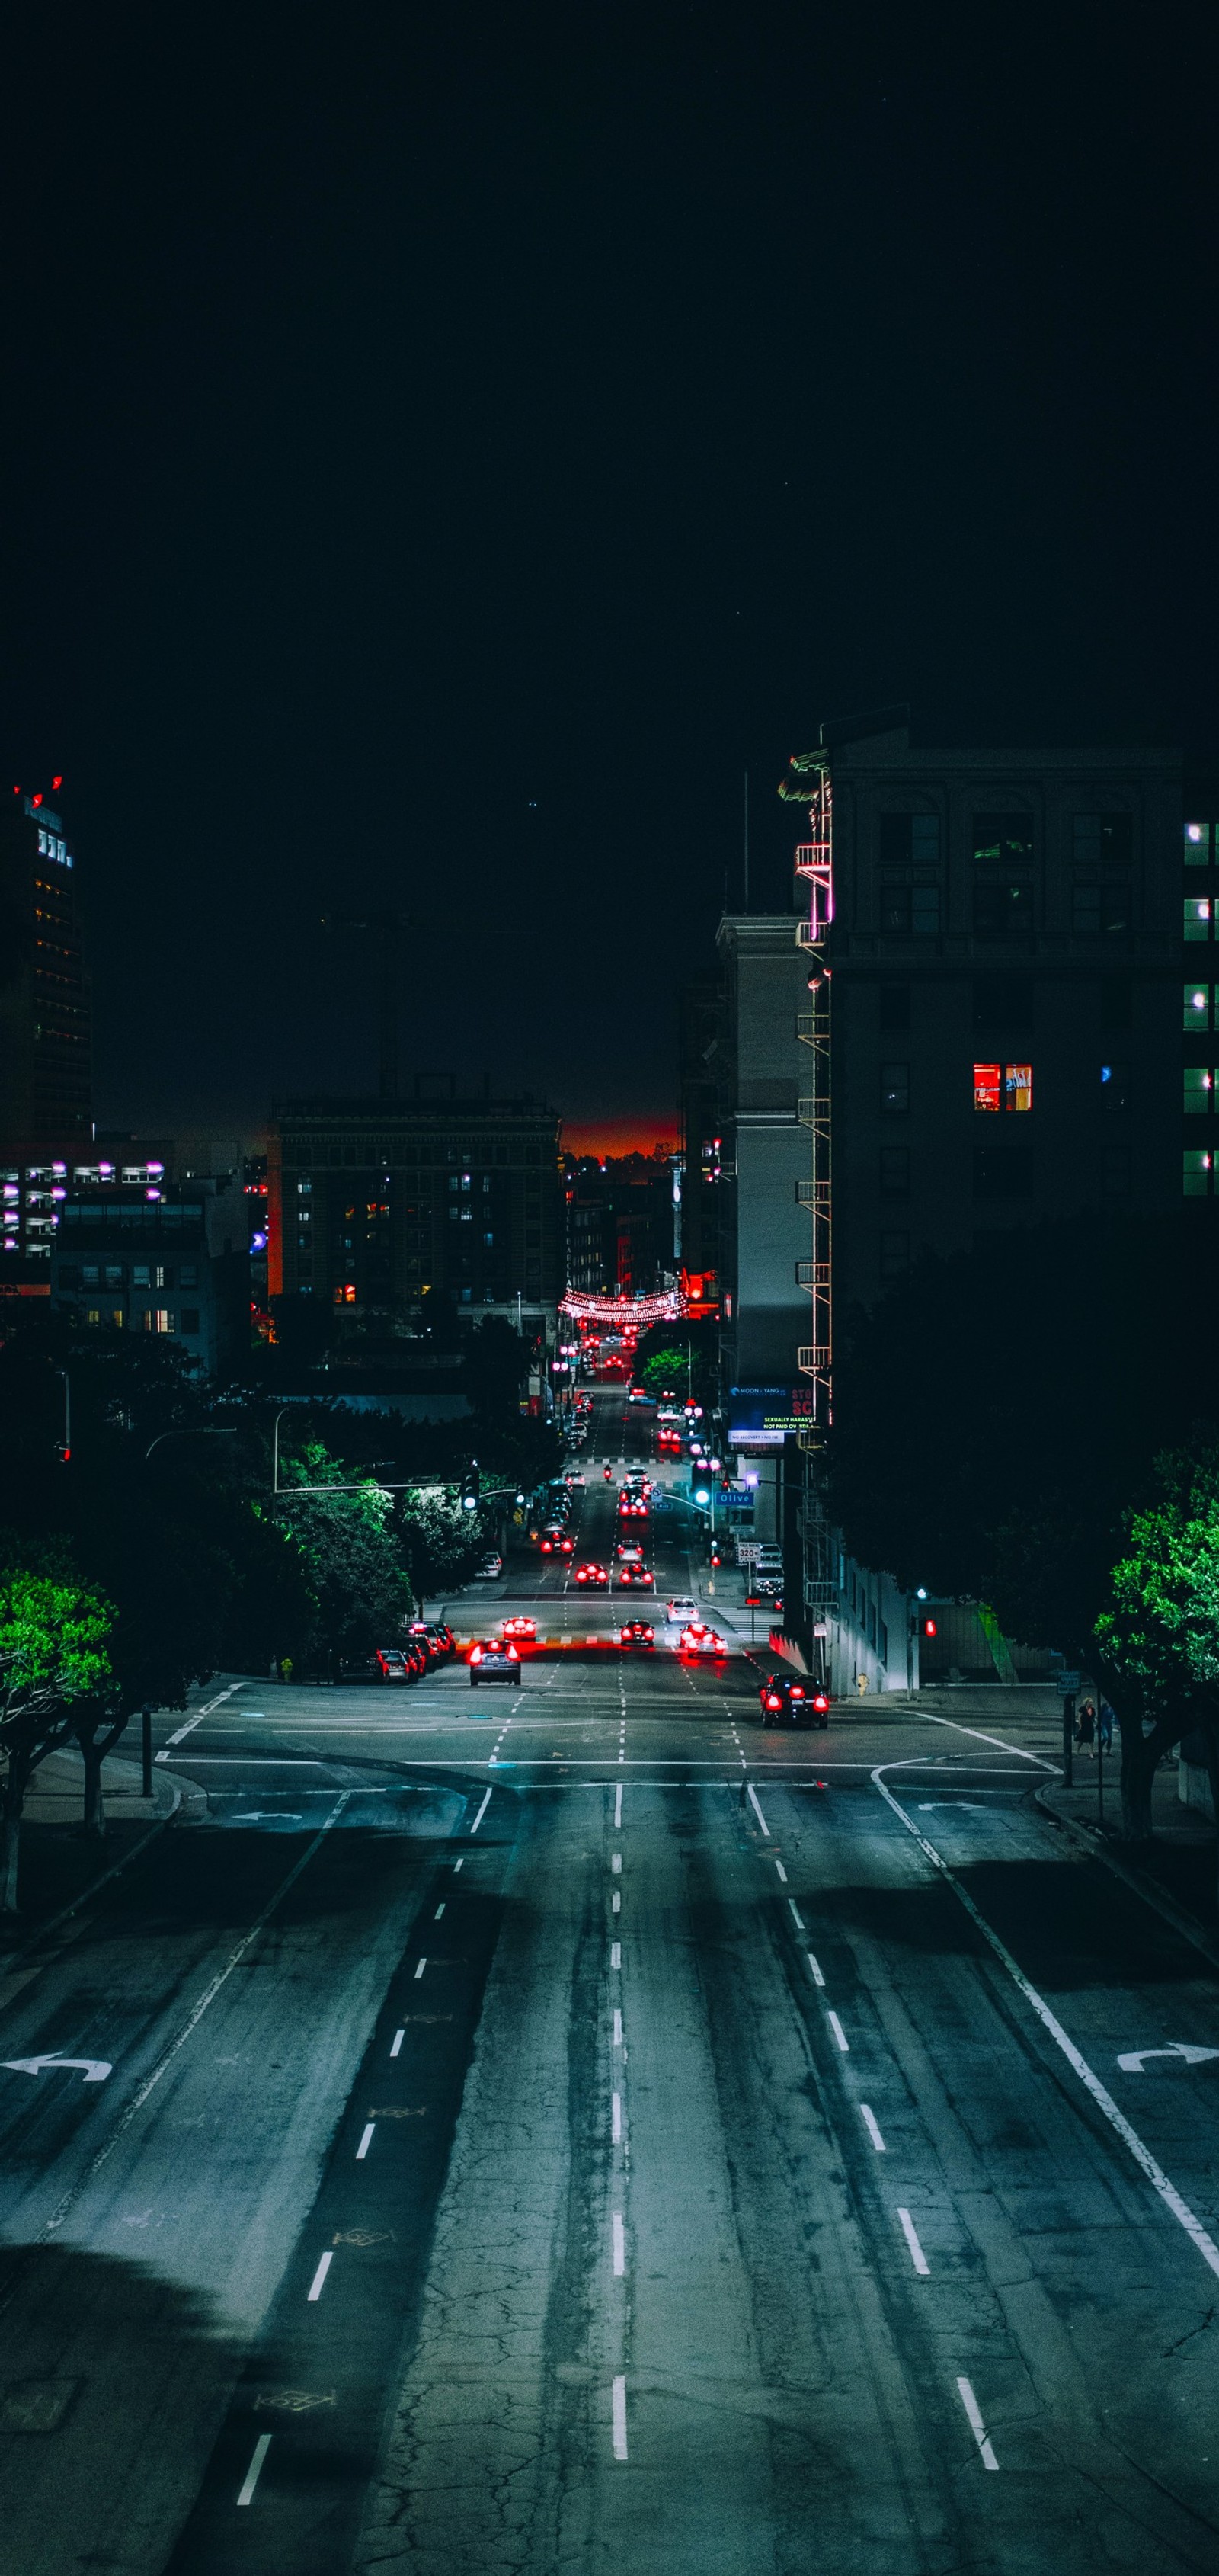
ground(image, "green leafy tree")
xmin=1094 ymin=1446 xmax=1219 ymax=1850
xmin=277 ymin=1442 xmax=414 ymax=1668
xmin=0 ymin=1569 xmax=114 ymax=1911
xmin=398 ymin=1488 xmax=491 ymax=1597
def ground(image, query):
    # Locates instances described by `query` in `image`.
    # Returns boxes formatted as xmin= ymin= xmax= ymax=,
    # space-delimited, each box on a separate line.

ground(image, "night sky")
xmin=3 ymin=5 xmax=1216 ymax=1154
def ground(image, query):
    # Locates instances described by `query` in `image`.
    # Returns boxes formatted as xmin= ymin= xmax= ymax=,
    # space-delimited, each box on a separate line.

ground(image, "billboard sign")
xmin=728 ymin=1385 xmax=815 ymax=1447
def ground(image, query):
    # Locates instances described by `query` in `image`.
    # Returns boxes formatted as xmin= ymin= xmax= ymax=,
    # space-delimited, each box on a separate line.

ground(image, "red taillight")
xmin=791 ymin=1687 xmax=805 ymax=1700
xmin=813 ymin=1693 xmax=829 ymax=1712
xmin=766 ymin=1696 xmax=781 ymax=1710
xmin=471 ymin=1647 xmax=482 ymax=1664
xmin=507 ymin=1644 xmax=519 ymax=1659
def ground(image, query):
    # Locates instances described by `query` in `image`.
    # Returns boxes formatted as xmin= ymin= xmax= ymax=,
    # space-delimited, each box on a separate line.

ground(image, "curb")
xmin=1034 ymin=1784 xmax=1219 ymax=1975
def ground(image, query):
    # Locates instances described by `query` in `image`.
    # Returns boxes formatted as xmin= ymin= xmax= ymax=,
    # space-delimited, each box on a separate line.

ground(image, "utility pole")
xmin=743 ymin=768 xmax=750 ymax=911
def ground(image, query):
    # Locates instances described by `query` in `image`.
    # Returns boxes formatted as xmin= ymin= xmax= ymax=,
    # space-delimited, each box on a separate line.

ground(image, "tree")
xmin=398 ymin=1488 xmax=491 ymax=1597
xmin=0 ymin=1569 xmax=114 ymax=1911
xmin=1094 ymin=1446 xmax=1219 ymax=1853
xmin=276 ymin=1442 xmax=414 ymax=1668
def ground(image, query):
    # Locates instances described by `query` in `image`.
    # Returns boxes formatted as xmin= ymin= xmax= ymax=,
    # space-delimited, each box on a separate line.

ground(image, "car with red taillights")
xmin=469 ymin=1638 xmax=522 ymax=1687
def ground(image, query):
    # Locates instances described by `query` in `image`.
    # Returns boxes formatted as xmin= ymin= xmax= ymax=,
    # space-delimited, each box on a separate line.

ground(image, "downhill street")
xmin=1 ymin=1395 xmax=1217 ymax=2574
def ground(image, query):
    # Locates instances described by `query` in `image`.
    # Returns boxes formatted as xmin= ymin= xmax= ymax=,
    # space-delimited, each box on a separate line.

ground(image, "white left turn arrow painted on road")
xmin=1117 ymin=2044 xmax=1219 ymax=2074
xmin=3 ymin=2054 xmax=113 ymax=2083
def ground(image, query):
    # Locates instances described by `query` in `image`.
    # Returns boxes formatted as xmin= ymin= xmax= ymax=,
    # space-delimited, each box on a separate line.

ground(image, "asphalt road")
xmin=2 ymin=1388 xmax=1219 ymax=2574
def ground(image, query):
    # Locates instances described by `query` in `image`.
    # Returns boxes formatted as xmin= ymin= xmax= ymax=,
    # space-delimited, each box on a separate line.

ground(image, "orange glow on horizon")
xmin=564 ymin=1120 xmax=677 ymax=1161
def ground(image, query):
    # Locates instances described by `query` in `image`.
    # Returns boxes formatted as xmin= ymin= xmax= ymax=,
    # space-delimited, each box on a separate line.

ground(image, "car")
xmin=574 ymin=1562 xmax=609 ymax=1587
xmin=616 ymin=1542 xmax=644 ymax=1562
xmin=565 ymin=1472 xmax=586 ymax=1488
xmin=678 ymin=1623 xmax=727 ymax=1657
xmin=407 ymin=1621 xmax=450 ymax=1664
xmin=665 ymin=1596 xmax=699 ymax=1625
xmin=617 ymin=1562 xmax=654 ymax=1588
xmin=473 ymin=1552 xmax=503 ymax=1579
xmin=375 ymin=1648 xmax=414 ymax=1683
xmin=757 ymin=1672 xmax=811 ymax=1723
xmin=469 ymin=1638 xmax=522 ymax=1687
xmin=539 ymin=1526 xmax=565 ymax=1552
xmin=619 ymin=1620 xmax=655 ymax=1647
xmin=430 ymin=1622 xmax=456 ymax=1657
xmin=501 ymin=1613 xmax=537 ymax=1641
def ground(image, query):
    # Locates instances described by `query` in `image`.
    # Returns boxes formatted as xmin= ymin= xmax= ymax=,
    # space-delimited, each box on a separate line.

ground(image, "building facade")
xmin=0 ymin=789 xmax=91 ymax=1158
xmin=50 ymin=1174 xmax=251 ymax=1374
xmin=268 ymin=1093 xmax=564 ymax=1325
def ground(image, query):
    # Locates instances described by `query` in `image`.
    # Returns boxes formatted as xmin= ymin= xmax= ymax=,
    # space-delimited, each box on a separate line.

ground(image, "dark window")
xmin=1101 ymin=976 xmax=1132 ymax=1033
xmin=974 ymin=974 xmax=1034 ymax=1031
xmin=880 ymin=879 xmax=940 ymax=935
xmin=181 ymin=1309 xmax=201 ymax=1334
xmin=879 ymin=815 xmax=941 ymax=866
xmin=1073 ymin=812 xmax=1132 ymax=868
xmin=879 ymin=982 xmax=910 ymax=1032
xmin=973 ymin=813 xmax=1035 ymax=866
xmin=1075 ymin=883 xmax=1134 ymax=936
xmin=1100 ymin=1062 xmax=1129 ymax=1111
xmin=1102 ymin=1146 xmax=1130 ymax=1196
xmin=880 ymin=1148 xmax=910 ymax=1197
xmin=974 ymin=879 xmax=1034 ymax=934
xmin=880 ymin=1062 xmax=910 ymax=1115
xmin=179 ymin=1264 xmax=197 ymax=1289
xmin=974 ymin=1140 xmax=1032 ymax=1198
xmin=58 ymin=1264 xmax=79 ymax=1287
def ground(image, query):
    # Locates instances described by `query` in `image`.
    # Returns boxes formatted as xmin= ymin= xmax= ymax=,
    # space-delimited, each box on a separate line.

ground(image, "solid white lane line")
xmin=469 ymin=1787 xmax=493 ymax=1833
xmin=956 ymin=2377 xmax=999 ymax=2469
xmin=414 ymin=1957 xmax=427 ymax=1979
xmin=614 ymin=1783 xmax=622 ymax=1827
xmin=307 ymin=2251 xmax=333 ymax=2302
xmin=773 ymin=1857 xmax=788 ymax=1882
xmin=612 ymin=1852 xmax=622 ymax=1873
xmin=236 ymin=2432 xmax=271 ymax=2506
xmin=897 ymin=2208 xmax=930 ymax=2274
xmin=788 ymin=1899 xmax=805 ymax=1930
xmin=612 ymin=2091 xmax=622 ymax=2143
xmin=747 ymin=1784 xmax=771 ymax=1836
xmin=613 ymin=2009 xmax=622 ymax=2046
xmin=390 ymin=2029 xmax=404 ymax=2059
xmin=612 ymin=2375 xmax=628 ymax=2460
xmin=874 ymin=1768 xmax=1219 ymax=2284
xmin=805 ymin=1951 xmax=825 ymax=1987
xmin=38 ymin=1794 xmax=351 ymax=2242
xmin=357 ymin=2123 xmax=375 ymax=2160
xmin=827 ymin=2010 xmax=849 ymax=2052
xmin=860 ymin=2105 xmax=886 ymax=2151
xmin=434 ymin=1902 xmax=446 ymax=1920
xmin=610 ymin=1941 xmax=621 ymax=1968
xmin=612 ymin=2212 xmax=625 ymax=2275
xmin=923 ymin=1713 xmax=1055 ymax=1770
xmin=165 ymin=1680 xmax=243 ymax=1748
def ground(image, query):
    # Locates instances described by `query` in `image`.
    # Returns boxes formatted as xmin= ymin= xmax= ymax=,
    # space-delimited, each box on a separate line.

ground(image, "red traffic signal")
xmin=921 ymin=1616 xmax=936 ymax=1637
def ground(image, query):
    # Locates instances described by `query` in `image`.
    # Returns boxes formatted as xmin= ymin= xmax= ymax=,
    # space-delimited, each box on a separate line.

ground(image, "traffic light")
xmin=460 ymin=1463 xmax=480 ymax=1513
xmin=921 ymin=1616 xmax=936 ymax=1638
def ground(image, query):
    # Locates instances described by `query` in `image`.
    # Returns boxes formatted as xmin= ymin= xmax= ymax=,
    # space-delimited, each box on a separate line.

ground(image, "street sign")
xmin=737 ymin=1542 xmax=761 ymax=1565
xmin=1054 ymin=1671 xmax=1081 ymax=1694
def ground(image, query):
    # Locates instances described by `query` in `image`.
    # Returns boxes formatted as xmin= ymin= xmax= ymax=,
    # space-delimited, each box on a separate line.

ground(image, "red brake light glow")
xmin=471 ymin=1646 xmax=483 ymax=1663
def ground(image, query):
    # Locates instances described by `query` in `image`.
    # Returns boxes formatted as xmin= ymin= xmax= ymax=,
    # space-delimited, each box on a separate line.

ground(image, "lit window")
xmin=973 ymin=814 xmax=1035 ymax=866
xmin=1184 ymin=897 xmax=1212 ymax=943
xmin=1185 ymin=822 xmax=1211 ymax=865
xmin=1184 ymin=1149 xmax=1211 ymax=1197
xmin=1184 ymin=1068 xmax=1213 ymax=1114
xmin=973 ymin=1062 xmax=1001 ymax=1113
xmin=1005 ymin=1063 xmax=1032 ymax=1113
xmin=1184 ymin=984 xmax=1211 ymax=1031
xmin=37 ymin=828 xmax=46 ymax=854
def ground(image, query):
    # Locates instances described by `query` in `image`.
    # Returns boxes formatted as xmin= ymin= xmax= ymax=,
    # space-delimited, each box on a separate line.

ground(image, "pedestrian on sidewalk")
xmin=1076 ymin=1696 xmax=1096 ymax=1756
xmin=1098 ymin=1697 xmax=1115 ymax=1752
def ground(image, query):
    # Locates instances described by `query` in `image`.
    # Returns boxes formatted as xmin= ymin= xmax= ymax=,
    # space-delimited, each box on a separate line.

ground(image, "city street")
xmin=2 ymin=1398 xmax=1218 ymax=2574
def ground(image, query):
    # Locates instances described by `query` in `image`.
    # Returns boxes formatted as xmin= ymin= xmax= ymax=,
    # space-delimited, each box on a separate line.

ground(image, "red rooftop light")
xmin=31 ymin=793 xmax=43 ymax=808
xmin=52 ymin=775 xmax=62 ymax=790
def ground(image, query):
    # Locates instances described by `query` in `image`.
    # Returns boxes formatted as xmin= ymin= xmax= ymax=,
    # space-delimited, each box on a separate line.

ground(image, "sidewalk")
xmin=24 ymin=1743 xmax=194 ymax=1829
xmin=1038 ymin=1758 xmax=1219 ymax=1963
xmin=2 ymin=1746 xmax=205 ymax=1946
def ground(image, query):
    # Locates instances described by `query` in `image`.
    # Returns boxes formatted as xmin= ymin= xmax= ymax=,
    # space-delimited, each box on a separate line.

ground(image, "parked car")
xmin=375 ymin=1648 xmax=414 ymax=1683
xmin=407 ymin=1622 xmax=448 ymax=1664
xmin=473 ymin=1551 xmax=504 ymax=1579
xmin=469 ymin=1638 xmax=522 ymax=1687
xmin=619 ymin=1620 xmax=655 ymax=1648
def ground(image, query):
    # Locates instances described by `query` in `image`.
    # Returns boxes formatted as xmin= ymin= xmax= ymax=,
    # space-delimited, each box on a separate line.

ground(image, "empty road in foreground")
xmin=2 ymin=1396 xmax=1218 ymax=2575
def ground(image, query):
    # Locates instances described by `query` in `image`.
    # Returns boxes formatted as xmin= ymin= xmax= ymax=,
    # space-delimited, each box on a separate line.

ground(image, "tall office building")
xmin=781 ymin=707 xmax=1182 ymax=1680
xmin=268 ymin=1089 xmax=564 ymax=1326
xmin=0 ymin=788 xmax=91 ymax=1152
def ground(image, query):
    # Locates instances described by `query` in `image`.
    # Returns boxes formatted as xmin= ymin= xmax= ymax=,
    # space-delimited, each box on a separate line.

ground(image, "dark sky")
xmin=3 ymin=4 xmax=1216 ymax=1147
